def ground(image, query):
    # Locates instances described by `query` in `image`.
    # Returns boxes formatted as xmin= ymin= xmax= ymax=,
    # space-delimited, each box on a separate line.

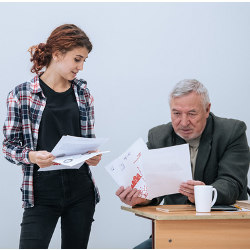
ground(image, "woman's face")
xmin=53 ymin=47 xmax=89 ymax=80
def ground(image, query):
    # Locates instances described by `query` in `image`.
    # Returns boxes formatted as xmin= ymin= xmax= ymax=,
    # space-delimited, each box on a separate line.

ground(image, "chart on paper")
xmin=105 ymin=138 xmax=192 ymax=200
xmin=105 ymin=138 xmax=149 ymax=198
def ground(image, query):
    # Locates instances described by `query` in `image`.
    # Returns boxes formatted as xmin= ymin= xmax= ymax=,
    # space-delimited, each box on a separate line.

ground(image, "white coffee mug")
xmin=194 ymin=185 xmax=217 ymax=212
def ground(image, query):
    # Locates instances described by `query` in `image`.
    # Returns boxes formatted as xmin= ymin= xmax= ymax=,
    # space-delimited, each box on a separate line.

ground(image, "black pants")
xmin=19 ymin=167 xmax=95 ymax=249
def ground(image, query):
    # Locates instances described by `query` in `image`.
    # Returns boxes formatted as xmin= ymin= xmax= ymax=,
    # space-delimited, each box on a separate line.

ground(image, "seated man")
xmin=116 ymin=79 xmax=249 ymax=249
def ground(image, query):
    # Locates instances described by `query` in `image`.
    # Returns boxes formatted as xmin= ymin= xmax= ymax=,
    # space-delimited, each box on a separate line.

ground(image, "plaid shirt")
xmin=3 ymin=74 xmax=100 ymax=208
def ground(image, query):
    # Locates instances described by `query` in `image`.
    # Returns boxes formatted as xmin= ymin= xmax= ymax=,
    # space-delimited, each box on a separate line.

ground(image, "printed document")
xmin=105 ymin=138 xmax=192 ymax=200
xmin=105 ymin=138 xmax=149 ymax=198
xmin=39 ymin=135 xmax=109 ymax=171
xmin=142 ymin=144 xmax=192 ymax=199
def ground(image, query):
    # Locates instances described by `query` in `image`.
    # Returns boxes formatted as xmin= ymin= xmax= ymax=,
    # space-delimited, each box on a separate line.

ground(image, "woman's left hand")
xmin=85 ymin=150 xmax=102 ymax=166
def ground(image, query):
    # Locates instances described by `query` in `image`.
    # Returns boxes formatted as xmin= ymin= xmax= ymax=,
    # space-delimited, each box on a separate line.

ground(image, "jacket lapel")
xmin=194 ymin=114 xmax=213 ymax=180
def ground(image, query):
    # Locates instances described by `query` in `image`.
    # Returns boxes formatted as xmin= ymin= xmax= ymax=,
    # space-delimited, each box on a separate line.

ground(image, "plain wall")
xmin=0 ymin=2 xmax=249 ymax=248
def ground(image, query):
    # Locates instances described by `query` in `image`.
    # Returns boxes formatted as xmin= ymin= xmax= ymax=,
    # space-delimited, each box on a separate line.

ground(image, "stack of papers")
xmin=105 ymin=138 xmax=192 ymax=200
xmin=156 ymin=205 xmax=195 ymax=213
xmin=39 ymin=135 xmax=109 ymax=171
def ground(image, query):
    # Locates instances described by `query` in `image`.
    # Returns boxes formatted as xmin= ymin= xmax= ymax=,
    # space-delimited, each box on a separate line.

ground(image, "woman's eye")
xmin=74 ymin=58 xmax=81 ymax=62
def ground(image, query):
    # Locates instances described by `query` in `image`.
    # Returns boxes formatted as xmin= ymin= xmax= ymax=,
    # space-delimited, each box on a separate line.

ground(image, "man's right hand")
xmin=29 ymin=150 xmax=55 ymax=168
xmin=115 ymin=186 xmax=151 ymax=207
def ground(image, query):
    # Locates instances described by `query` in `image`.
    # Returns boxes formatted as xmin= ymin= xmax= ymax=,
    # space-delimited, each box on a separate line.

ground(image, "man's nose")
xmin=180 ymin=115 xmax=190 ymax=127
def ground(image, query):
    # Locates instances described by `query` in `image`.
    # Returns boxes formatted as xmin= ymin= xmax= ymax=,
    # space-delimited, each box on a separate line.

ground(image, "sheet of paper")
xmin=51 ymin=135 xmax=109 ymax=157
xmin=105 ymin=138 xmax=149 ymax=198
xmin=38 ymin=136 xmax=109 ymax=171
xmin=38 ymin=162 xmax=84 ymax=171
xmin=53 ymin=151 xmax=110 ymax=167
xmin=142 ymin=144 xmax=192 ymax=200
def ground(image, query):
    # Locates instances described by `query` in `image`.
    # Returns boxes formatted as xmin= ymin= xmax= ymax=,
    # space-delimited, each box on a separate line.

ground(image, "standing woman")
xmin=3 ymin=24 xmax=101 ymax=249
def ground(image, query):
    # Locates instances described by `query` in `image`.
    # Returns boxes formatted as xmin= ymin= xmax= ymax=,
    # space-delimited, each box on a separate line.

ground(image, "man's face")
xmin=170 ymin=91 xmax=211 ymax=140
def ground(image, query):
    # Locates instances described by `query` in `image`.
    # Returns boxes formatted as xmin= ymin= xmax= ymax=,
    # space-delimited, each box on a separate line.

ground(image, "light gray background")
xmin=0 ymin=2 xmax=249 ymax=249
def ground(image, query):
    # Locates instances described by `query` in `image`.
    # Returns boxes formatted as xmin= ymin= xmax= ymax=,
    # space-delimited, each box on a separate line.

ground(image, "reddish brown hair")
xmin=28 ymin=24 xmax=93 ymax=74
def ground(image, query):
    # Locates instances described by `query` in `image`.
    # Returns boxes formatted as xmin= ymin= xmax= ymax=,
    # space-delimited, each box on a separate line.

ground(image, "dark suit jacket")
xmin=147 ymin=113 xmax=249 ymax=205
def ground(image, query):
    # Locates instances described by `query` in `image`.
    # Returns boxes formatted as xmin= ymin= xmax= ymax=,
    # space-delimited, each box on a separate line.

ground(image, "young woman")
xmin=3 ymin=24 xmax=101 ymax=249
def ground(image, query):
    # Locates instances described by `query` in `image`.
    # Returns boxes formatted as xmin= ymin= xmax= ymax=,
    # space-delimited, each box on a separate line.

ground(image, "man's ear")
xmin=206 ymin=103 xmax=211 ymax=117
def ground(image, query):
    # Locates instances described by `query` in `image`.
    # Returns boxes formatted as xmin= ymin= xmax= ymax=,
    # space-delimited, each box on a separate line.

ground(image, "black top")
xmin=34 ymin=78 xmax=81 ymax=170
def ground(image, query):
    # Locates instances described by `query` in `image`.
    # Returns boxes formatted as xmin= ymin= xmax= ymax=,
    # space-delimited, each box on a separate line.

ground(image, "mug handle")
xmin=211 ymin=188 xmax=217 ymax=207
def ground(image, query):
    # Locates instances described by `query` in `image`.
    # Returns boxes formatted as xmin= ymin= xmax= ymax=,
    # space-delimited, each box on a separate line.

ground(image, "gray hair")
xmin=169 ymin=79 xmax=210 ymax=109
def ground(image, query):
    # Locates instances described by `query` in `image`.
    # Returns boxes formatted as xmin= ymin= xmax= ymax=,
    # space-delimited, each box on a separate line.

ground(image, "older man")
xmin=116 ymin=79 xmax=249 ymax=248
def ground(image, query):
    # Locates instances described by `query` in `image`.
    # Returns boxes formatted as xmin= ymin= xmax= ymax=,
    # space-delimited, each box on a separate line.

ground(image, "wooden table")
xmin=121 ymin=204 xmax=250 ymax=249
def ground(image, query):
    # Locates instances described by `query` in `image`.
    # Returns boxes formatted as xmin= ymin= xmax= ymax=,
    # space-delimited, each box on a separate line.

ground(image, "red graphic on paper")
xmin=140 ymin=185 xmax=149 ymax=199
xmin=131 ymin=173 xmax=142 ymax=188
xmin=52 ymin=162 xmax=61 ymax=165
xmin=135 ymin=166 xmax=149 ymax=198
xmin=133 ymin=152 xmax=141 ymax=164
xmin=136 ymin=166 xmax=143 ymax=176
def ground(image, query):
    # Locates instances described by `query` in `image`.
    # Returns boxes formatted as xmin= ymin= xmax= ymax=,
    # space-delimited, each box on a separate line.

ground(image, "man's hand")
xmin=85 ymin=150 xmax=102 ymax=166
xmin=179 ymin=180 xmax=205 ymax=203
xmin=115 ymin=186 xmax=151 ymax=207
xmin=29 ymin=150 xmax=55 ymax=168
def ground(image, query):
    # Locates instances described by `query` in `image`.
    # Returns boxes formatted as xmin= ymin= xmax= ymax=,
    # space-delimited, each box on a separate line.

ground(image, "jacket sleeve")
xmin=146 ymin=128 xmax=154 ymax=150
xmin=2 ymin=91 xmax=31 ymax=165
xmin=212 ymin=121 xmax=249 ymax=204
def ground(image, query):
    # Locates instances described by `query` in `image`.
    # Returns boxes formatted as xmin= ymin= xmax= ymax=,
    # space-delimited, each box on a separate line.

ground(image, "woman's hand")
xmin=85 ymin=150 xmax=102 ymax=166
xmin=29 ymin=150 xmax=55 ymax=168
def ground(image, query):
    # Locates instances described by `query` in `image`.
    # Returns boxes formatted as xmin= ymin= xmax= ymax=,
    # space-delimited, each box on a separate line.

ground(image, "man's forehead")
xmin=170 ymin=93 xmax=203 ymax=105
xmin=170 ymin=97 xmax=205 ymax=113
xmin=171 ymin=107 xmax=197 ymax=112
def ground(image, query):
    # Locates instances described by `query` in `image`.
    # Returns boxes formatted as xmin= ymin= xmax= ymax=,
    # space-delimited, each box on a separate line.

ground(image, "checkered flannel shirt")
xmin=3 ymin=74 xmax=100 ymax=208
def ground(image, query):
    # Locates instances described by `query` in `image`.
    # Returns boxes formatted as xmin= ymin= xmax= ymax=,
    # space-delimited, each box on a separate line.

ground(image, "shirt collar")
xmin=71 ymin=77 xmax=87 ymax=89
xmin=29 ymin=72 xmax=87 ymax=94
xmin=30 ymin=73 xmax=43 ymax=94
xmin=186 ymin=135 xmax=201 ymax=149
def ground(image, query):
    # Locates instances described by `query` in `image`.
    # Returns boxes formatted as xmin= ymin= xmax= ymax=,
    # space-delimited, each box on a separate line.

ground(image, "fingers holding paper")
xmin=116 ymin=186 xmax=150 ymax=207
xmin=29 ymin=150 xmax=55 ymax=168
xmin=179 ymin=180 xmax=205 ymax=203
xmin=85 ymin=150 xmax=102 ymax=166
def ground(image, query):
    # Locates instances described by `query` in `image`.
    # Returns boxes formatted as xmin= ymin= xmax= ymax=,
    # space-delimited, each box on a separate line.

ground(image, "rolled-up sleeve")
xmin=2 ymin=91 xmax=31 ymax=165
